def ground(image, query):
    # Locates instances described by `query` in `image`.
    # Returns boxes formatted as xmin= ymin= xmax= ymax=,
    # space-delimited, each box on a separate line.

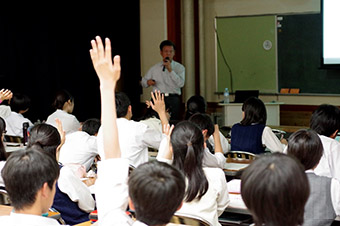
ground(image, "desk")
xmin=5 ymin=142 xmax=24 ymax=153
xmin=218 ymin=102 xmax=283 ymax=126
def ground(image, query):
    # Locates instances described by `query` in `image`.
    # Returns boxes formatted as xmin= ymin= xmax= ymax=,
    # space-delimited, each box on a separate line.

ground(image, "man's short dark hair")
xmin=241 ymin=153 xmax=309 ymax=226
xmin=82 ymin=118 xmax=101 ymax=135
xmin=310 ymin=104 xmax=340 ymax=137
xmin=115 ymin=92 xmax=131 ymax=118
xmin=2 ymin=146 xmax=60 ymax=210
xmin=10 ymin=93 xmax=31 ymax=113
xmin=287 ymin=129 xmax=323 ymax=170
xmin=128 ymin=160 xmax=185 ymax=225
xmin=159 ymin=40 xmax=176 ymax=51
xmin=188 ymin=113 xmax=215 ymax=137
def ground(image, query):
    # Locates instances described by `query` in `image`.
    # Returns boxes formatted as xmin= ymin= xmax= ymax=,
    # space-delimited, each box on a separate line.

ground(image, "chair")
xmin=4 ymin=135 xmax=23 ymax=144
xmin=170 ymin=213 xmax=210 ymax=226
xmin=226 ymin=151 xmax=257 ymax=164
xmin=0 ymin=187 xmax=11 ymax=205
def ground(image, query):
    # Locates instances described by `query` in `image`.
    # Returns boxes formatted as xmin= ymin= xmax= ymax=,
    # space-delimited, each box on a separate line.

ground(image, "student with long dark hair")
xmin=0 ymin=117 xmax=8 ymax=188
xmin=287 ymin=129 xmax=340 ymax=226
xmin=46 ymin=89 xmax=81 ymax=134
xmin=28 ymin=123 xmax=95 ymax=225
xmin=230 ymin=96 xmax=286 ymax=154
xmin=241 ymin=153 xmax=310 ymax=226
xmin=158 ymin=120 xmax=229 ymax=226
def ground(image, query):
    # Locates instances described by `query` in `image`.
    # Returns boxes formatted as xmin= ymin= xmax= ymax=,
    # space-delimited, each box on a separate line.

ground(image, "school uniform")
xmin=0 ymin=212 xmax=64 ymax=226
xmin=175 ymin=167 xmax=230 ymax=226
xmin=97 ymin=118 xmax=162 ymax=167
xmin=303 ymin=170 xmax=340 ymax=226
xmin=52 ymin=164 xmax=95 ymax=225
xmin=5 ymin=111 xmax=33 ymax=137
xmin=231 ymin=123 xmax=284 ymax=154
xmin=208 ymin=132 xmax=230 ymax=154
xmin=46 ymin=109 xmax=80 ymax=134
xmin=58 ymin=131 xmax=98 ymax=171
xmin=95 ymin=158 xmax=146 ymax=226
xmin=314 ymin=135 xmax=340 ymax=181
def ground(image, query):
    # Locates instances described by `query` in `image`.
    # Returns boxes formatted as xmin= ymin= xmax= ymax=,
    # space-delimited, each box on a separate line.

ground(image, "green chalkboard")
xmin=277 ymin=13 xmax=340 ymax=94
xmin=216 ymin=15 xmax=277 ymax=93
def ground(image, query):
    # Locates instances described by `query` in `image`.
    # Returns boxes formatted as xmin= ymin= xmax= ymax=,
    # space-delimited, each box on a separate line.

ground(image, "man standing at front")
xmin=141 ymin=40 xmax=185 ymax=122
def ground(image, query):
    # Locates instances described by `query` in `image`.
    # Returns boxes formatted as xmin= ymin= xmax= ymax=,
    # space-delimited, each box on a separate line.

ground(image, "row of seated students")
xmin=1 ymin=36 xmax=340 ymax=226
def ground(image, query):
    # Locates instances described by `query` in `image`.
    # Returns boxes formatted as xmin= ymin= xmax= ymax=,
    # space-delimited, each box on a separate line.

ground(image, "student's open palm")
xmin=90 ymin=36 xmax=121 ymax=84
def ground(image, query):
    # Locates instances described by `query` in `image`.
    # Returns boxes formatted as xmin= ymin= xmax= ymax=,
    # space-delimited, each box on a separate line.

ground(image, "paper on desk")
xmin=227 ymin=179 xmax=241 ymax=194
xmin=224 ymin=163 xmax=249 ymax=171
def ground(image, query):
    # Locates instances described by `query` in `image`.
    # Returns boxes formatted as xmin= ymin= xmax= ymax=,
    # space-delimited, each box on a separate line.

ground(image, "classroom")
xmin=1 ymin=0 xmax=340 ymax=226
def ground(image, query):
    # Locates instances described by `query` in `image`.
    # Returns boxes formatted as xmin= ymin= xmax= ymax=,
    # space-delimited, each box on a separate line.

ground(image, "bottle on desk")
xmin=224 ymin=88 xmax=230 ymax=104
xmin=23 ymin=122 xmax=29 ymax=146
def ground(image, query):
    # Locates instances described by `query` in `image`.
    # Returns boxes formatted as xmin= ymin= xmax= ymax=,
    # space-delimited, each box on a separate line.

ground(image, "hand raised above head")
xmin=90 ymin=36 xmax=121 ymax=86
xmin=150 ymin=90 xmax=165 ymax=114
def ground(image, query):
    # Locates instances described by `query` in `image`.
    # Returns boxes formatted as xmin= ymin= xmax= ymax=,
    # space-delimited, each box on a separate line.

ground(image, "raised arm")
xmin=90 ymin=36 xmax=121 ymax=159
xmin=149 ymin=90 xmax=168 ymax=133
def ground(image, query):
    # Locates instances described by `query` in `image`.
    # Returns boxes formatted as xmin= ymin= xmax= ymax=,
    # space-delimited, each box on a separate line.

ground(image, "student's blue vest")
xmin=231 ymin=123 xmax=266 ymax=154
xmin=52 ymin=164 xmax=91 ymax=225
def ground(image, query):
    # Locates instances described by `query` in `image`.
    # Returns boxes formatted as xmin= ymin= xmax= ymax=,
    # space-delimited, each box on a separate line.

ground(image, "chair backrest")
xmin=226 ymin=151 xmax=257 ymax=164
xmin=0 ymin=188 xmax=11 ymax=205
xmin=4 ymin=135 xmax=22 ymax=144
xmin=170 ymin=213 xmax=210 ymax=226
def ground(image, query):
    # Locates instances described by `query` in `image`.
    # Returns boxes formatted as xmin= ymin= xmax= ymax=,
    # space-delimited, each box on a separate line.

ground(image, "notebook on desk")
xmin=232 ymin=90 xmax=259 ymax=103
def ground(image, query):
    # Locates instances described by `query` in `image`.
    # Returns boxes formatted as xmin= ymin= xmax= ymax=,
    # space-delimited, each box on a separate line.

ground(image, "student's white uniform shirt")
xmin=175 ymin=167 xmax=230 ymax=226
xmin=58 ymin=165 xmax=95 ymax=212
xmin=0 ymin=105 xmax=11 ymax=119
xmin=96 ymin=158 xmax=147 ymax=226
xmin=262 ymin=126 xmax=286 ymax=152
xmin=139 ymin=117 xmax=162 ymax=134
xmin=5 ymin=111 xmax=33 ymax=137
xmin=46 ymin=109 xmax=80 ymax=134
xmin=0 ymin=212 xmax=64 ymax=226
xmin=314 ymin=135 xmax=340 ymax=181
xmin=202 ymin=147 xmax=226 ymax=169
xmin=97 ymin=118 xmax=162 ymax=167
xmin=59 ymin=131 xmax=98 ymax=171
xmin=208 ymin=131 xmax=230 ymax=154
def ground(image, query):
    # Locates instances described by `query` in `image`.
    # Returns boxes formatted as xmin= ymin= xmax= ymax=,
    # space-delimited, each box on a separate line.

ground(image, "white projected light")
xmin=323 ymin=0 xmax=340 ymax=65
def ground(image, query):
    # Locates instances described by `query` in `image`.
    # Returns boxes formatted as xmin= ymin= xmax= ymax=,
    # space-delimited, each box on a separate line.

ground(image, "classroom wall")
xmin=140 ymin=0 xmax=340 ymax=106
xmin=140 ymin=0 xmax=168 ymax=103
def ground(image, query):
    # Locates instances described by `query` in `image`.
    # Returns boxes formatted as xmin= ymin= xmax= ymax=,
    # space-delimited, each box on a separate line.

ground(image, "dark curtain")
xmin=0 ymin=5 xmax=141 ymax=123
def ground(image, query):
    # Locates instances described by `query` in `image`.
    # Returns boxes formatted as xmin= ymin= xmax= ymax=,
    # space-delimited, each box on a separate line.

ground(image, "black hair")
xmin=310 ymin=104 xmax=340 ymax=137
xmin=287 ymin=129 xmax=323 ymax=170
xmin=52 ymin=89 xmax=74 ymax=110
xmin=171 ymin=121 xmax=209 ymax=202
xmin=241 ymin=153 xmax=309 ymax=226
xmin=27 ymin=123 xmax=61 ymax=161
xmin=159 ymin=40 xmax=176 ymax=51
xmin=82 ymin=118 xmax=101 ymax=136
xmin=2 ymin=146 xmax=59 ymax=210
xmin=10 ymin=93 xmax=31 ymax=113
xmin=0 ymin=117 xmax=6 ymax=161
xmin=185 ymin=95 xmax=207 ymax=120
xmin=128 ymin=160 xmax=185 ymax=225
xmin=188 ymin=113 xmax=215 ymax=137
xmin=241 ymin=97 xmax=267 ymax=125
xmin=115 ymin=92 xmax=131 ymax=118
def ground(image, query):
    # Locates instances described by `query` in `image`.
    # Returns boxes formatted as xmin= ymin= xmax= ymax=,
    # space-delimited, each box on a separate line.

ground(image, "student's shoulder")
xmin=203 ymin=167 xmax=226 ymax=178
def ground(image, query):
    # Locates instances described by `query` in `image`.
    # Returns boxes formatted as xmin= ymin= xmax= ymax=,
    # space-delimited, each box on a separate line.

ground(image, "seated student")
xmin=97 ymin=90 xmax=168 ymax=167
xmin=231 ymin=96 xmax=286 ymax=154
xmin=90 ymin=36 xmax=185 ymax=226
xmin=188 ymin=112 xmax=226 ymax=169
xmin=5 ymin=92 xmax=33 ymax=137
xmin=0 ymin=146 xmax=61 ymax=226
xmin=287 ymin=129 xmax=340 ymax=226
xmin=157 ymin=120 xmax=229 ymax=226
xmin=59 ymin=118 xmax=101 ymax=172
xmin=138 ymin=98 xmax=171 ymax=134
xmin=185 ymin=94 xmax=230 ymax=154
xmin=241 ymin=152 xmax=310 ymax=226
xmin=0 ymin=117 xmax=8 ymax=188
xmin=0 ymin=89 xmax=13 ymax=119
xmin=46 ymin=89 xmax=81 ymax=134
xmin=28 ymin=122 xmax=95 ymax=225
xmin=310 ymin=104 xmax=340 ymax=180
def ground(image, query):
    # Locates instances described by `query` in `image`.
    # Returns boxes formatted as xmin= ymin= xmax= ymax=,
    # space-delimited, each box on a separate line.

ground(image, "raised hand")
xmin=90 ymin=36 xmax=121 ymax=86
xmin=150 ymin=90 xmax=165 ymax=114
xmin=0 ymin=89 xmax=13 ymax=102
